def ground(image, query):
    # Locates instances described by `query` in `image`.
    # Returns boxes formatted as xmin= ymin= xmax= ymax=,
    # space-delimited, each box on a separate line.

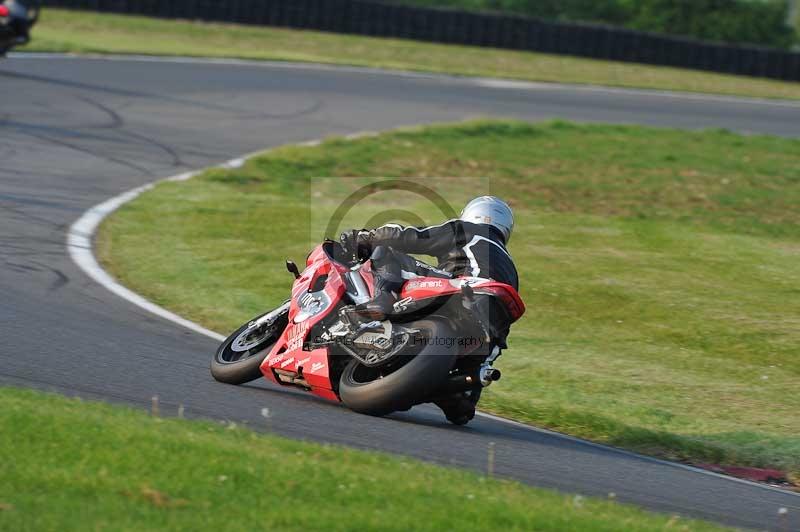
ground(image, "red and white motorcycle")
xmin=211 ymin=240 xmax=524 ymax=424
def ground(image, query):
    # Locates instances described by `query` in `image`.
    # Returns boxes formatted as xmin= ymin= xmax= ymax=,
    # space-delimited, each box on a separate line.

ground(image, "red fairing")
xmin=473 ymin=284 xmax=526 ymax=321
xmin=399 ymin=277 xmax=450 ymax=300
xmin=400 ymin=276 xmax=526 ymax=322
xmin=305 ymin=245 xmax=327 ymax=267
xmin=260 ymin=244 xmax=345 ymax=399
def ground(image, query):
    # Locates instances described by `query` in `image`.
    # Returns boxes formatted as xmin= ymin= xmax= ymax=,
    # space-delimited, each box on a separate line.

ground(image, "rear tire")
xmin=339 ymin=318 xmax=457 ymax=416
xmin=211 ymin=305 xmax=288 ymax=385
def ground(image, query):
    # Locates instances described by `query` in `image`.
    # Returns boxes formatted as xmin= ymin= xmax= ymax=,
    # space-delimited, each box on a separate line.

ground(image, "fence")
xmin=40 ymin=0 xmax=800 ymax=81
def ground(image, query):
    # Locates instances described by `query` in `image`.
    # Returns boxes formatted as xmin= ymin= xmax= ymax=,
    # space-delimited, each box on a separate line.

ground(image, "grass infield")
xmin=97 ymin=121 xmax=800 ymax=477
xmin=0 ymin=388 xmax=728 ymax=531
xmin=23 ymin=8 xmax=800 ymax=101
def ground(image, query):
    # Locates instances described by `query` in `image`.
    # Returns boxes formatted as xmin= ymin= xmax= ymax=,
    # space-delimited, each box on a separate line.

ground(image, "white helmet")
xmin=460 ymin=196 xmax=514 ymax=243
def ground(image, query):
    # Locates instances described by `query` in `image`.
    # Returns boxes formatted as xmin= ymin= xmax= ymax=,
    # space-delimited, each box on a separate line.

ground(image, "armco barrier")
xmin=39 ymin=0 xmax=800 ymax=81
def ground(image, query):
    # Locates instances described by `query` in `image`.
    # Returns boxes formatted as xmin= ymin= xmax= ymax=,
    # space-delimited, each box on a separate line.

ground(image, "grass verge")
xmin=0 ymin=387 xmax=727 ymax=531
xmin=97 ymin=120 xmax=800 ymax=476
xmin=21 ymin=8 xmax=800 ymax=101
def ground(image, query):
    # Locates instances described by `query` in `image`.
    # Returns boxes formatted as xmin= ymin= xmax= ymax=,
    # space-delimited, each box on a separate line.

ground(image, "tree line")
xmin=393 ymin=0 xmax=798 ymax=49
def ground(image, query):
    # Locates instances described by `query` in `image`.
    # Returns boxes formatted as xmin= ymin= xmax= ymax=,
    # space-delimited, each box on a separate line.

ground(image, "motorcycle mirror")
xmin=285 ymin=260 xmax=301 ymax=279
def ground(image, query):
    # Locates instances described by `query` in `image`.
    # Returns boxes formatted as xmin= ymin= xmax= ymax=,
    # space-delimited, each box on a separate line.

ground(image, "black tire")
xmin=211 ymin=305 xmax=288 ymax=385
xmin=339 ymin=318 xmax=457 ymax=416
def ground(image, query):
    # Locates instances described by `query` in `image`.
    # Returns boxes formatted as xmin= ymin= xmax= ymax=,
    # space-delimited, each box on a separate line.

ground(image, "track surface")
xmin=2 ymin=55 xmax=799 ymax=530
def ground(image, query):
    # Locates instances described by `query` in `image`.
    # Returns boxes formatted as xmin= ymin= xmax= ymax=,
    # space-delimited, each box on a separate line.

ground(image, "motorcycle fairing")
xmin=259 ymin=244 xmax=525 ymax=401
xmin=400 ymin=276 xmax=525 ymax=322
xmin=260 ymin=244 xmax=346 ymax=399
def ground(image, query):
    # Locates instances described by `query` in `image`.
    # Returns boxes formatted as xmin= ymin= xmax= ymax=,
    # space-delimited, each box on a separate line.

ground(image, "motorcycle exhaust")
xmin=442 ymin=366 xmax=501 ymax=395
xmin=480 ymin=366 xmax=502 ymax=386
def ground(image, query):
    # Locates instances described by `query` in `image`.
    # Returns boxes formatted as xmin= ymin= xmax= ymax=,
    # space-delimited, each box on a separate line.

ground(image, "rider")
xmin=340 ymin=196 xmax=518 ymax=424
xmin=341 ymin=195 xmax=517 ymax=317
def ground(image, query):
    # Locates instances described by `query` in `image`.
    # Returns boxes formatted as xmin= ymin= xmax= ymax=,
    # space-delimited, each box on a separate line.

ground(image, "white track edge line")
xmin=11 ymin=52 xmax=800 ymax=110
xmin=66 ymin=134 xmax=799 ymax=500
xmin=65 ymin=147 xmax=270 ymax=342
xmin=65 ymin=135 xmax=379 ymax=341
xmin=67 ymin=178 xmax=224 ymax=343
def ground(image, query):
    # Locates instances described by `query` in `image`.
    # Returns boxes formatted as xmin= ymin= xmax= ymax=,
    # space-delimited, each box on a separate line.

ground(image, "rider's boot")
xmin=436 ymin=346 xmax=501 ymax=425
xmin=434 ymin=391 xmax=479 ymax=426
xmin=360 ymin=281 xmax=400 ymax=320
xmin=355 ymin=246 xmax=403 ymax=321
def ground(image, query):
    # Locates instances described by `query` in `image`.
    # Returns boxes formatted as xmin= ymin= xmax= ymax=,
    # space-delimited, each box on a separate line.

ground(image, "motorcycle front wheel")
xmin=338 ymin=318 xmax=457 ymax=416
xmin=211 ymin=304 xmax=289 ymax=385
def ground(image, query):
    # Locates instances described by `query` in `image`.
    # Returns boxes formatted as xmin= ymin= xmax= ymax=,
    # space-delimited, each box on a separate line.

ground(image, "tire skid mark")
xmin=114 ymin=127 xmax=184 ymax=168
xmin=0 ymin=69 xmax=326 ymax=119
xmin=4 ymin=96 xmax=217 ymax=171
xmin=77 ymin=95 xmax=125 ymax=129
xmin=3 ymin=117 xmax=184 ymax=170
xmin=0 ymin=192 xmax=85 ymax=211
xmin=3 ymin=259 xmax=70 ymax=291
xmin=0 ymin=200 xmax=70 ymax=230
xmin=17 ymin=129 xmax=155 ymax=176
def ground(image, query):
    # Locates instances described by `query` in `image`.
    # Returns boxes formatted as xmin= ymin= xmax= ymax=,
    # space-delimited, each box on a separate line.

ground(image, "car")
xmin=0 ymin=0 xmax=38 ymax=56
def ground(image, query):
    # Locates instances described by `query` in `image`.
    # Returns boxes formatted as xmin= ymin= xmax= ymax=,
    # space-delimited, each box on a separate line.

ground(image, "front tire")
xmin=339 ymin=318 xmax=457 ymax=416
xmin=211 ymin=304 xmax=289 ymax=385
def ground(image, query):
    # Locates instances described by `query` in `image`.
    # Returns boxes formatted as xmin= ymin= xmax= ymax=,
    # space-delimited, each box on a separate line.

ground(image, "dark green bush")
xmin=395 ymin=0 xmax=798 ymax=48
xmin=624 ymin=0 xmax=796 ymax=49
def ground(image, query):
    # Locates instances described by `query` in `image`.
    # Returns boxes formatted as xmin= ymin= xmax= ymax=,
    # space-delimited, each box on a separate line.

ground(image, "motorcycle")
xmin=0 ymin=1 xmax=38 ymax=56
xmin=210 ymin=239 xmax=525 ymax=425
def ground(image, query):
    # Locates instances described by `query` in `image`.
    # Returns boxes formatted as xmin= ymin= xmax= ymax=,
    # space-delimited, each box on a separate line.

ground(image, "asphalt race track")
xmin=2 ymin=54 xmax=799 ymax=530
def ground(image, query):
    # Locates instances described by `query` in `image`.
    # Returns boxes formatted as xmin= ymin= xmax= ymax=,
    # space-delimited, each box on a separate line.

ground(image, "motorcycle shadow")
xmin=238 ymin=380 xmax=468 ymax=428
xmin=239 ymin=379 xmax=557 ymax=443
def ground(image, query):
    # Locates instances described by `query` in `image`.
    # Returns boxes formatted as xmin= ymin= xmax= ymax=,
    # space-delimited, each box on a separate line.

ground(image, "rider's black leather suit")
xmin=365 ymin=219 xmax=518 ymax=290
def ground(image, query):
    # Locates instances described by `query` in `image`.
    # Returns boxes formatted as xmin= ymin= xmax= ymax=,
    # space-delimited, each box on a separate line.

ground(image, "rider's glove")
xmin=340 ymin=229 xmax=373 ymax=260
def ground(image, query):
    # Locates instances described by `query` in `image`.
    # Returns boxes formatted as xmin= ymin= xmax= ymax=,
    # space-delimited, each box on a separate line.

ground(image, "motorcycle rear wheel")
xmin=211 ymin=306 xmax=288 ymax=385
xmin=338 ymin=318 xmax=457 ymax=416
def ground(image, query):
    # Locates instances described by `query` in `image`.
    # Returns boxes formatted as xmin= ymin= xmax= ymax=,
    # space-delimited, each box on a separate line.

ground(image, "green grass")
xmin=97 ymin=121 xmax=800 ymax=476
xmin=22 ymin=8 xmax=800 ymax=100
xmin=0 ymin=388 xmax=728 ymax=531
